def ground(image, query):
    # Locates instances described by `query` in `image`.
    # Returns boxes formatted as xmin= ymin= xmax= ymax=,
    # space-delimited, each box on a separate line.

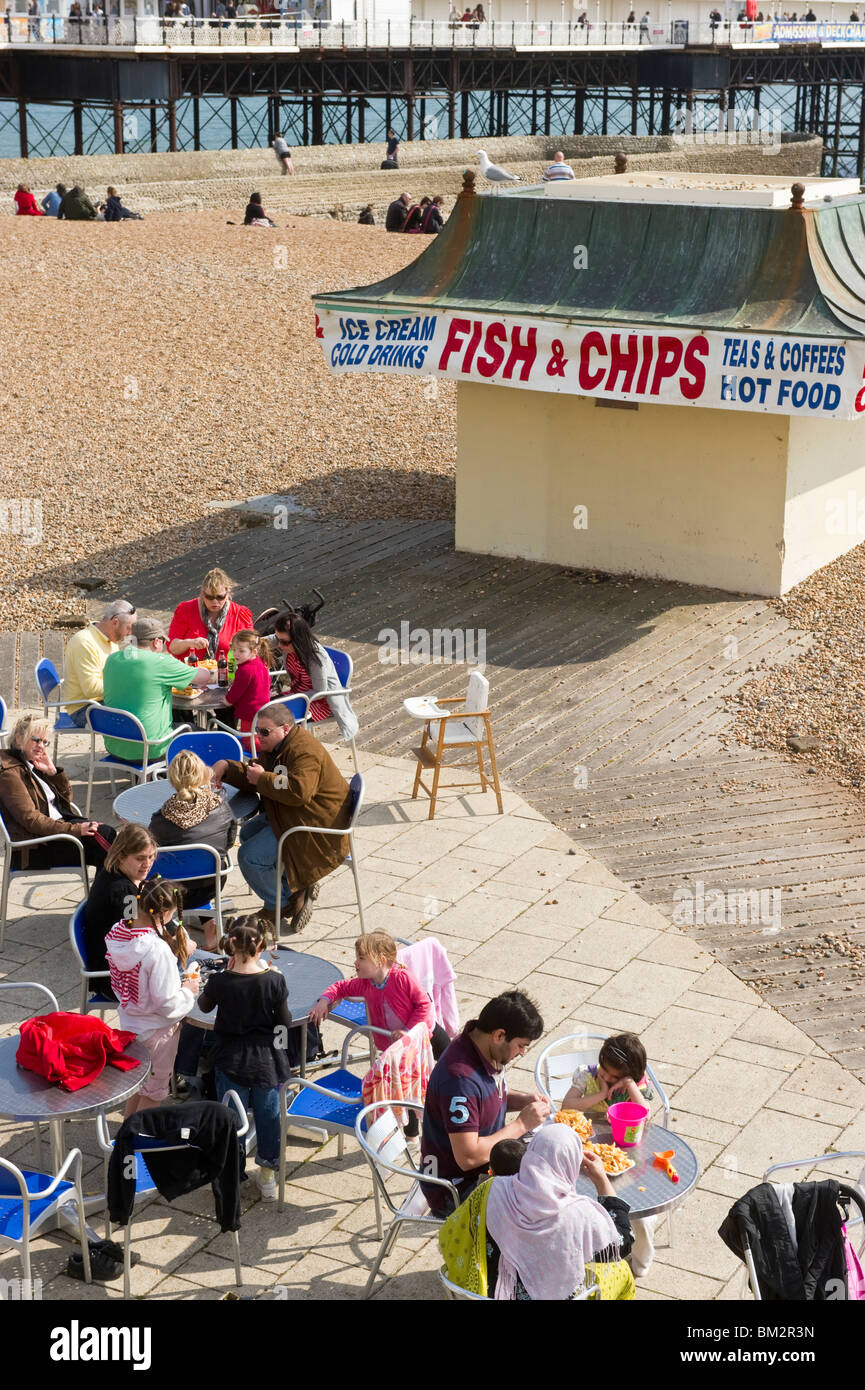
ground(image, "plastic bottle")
xmin=217 ymin=652 xmax=228 ymax=688
xmin=227 ymin=649 xmax=236 ymax=681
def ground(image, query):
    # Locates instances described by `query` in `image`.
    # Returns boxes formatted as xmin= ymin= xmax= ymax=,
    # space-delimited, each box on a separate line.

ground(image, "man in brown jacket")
xmin=0 ymin=714 xmax=115 ymax=870
xmin=211 ymin=703 xmax=353 ymax=934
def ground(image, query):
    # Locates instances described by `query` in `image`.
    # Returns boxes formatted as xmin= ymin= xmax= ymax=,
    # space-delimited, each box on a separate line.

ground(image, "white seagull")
xmin=477 ymin=150 xmax=521 ymax=189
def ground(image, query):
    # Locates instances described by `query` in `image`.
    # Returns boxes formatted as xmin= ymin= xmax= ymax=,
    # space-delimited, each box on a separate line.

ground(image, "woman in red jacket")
xmin=167 ymin=567 xmax=253 ymax=662
xmin=14 ymin=184 xmax=43 ymax=216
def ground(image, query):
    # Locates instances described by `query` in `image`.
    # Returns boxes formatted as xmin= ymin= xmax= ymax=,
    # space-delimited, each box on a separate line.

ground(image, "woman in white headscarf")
xmin=439 ymin=1124 xmax=636 ymax=1300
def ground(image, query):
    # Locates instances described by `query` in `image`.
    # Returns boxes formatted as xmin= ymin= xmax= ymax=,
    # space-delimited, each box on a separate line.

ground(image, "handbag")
xmin=17 ymin=1012 xmax=140 ymax=1092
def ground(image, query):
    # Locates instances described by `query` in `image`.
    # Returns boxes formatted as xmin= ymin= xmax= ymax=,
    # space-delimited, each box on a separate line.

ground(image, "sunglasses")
xmin=203 ymin=593 xmax=227 ymax=603
xmin=29 ymin=737 xmax=50 ymax=747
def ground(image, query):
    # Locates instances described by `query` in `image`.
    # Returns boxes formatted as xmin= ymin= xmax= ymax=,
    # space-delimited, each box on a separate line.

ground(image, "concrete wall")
xmin=455 ymin=383 xmax=794 ymax=595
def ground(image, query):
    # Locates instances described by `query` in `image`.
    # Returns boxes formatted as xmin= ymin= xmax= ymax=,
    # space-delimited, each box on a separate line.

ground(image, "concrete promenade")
xmin=1 ymin=726 xmax=862 ymax=1301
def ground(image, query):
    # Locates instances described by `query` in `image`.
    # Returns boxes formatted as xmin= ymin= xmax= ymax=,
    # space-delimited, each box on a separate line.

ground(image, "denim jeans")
xmin=237 ymin=812 xmax=290 ymax=911
xmin=215 ymin=1068 xmax=281 ymax=1170
xmin=67 ymin=704 xmax=93 ymax=728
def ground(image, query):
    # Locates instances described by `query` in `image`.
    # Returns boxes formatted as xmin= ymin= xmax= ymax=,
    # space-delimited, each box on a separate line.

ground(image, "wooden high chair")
xmin=403 ymin=671 xmax=503 ymax=821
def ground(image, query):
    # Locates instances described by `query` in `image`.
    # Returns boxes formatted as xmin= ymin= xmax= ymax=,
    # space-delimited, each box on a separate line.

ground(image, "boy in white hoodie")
xmin=105 ymin=877 xmax=200 ymax=1116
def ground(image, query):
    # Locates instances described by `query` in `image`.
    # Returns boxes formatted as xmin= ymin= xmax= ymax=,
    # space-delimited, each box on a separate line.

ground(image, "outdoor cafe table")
xmin=184 ymin=947 xmax=343 ymax=1079
xmin=113 ymin=779 xmax=259 ymax=825
xmin=571 ymin=1118 xmax=699 ymax=1219
xmin=171 ymin=685 xmax=234 ymax=730
xmin=0 ymin=1034 xmax=152 ymax=1174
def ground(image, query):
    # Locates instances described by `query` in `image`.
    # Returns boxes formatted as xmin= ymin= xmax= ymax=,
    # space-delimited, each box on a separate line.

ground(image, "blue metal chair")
xmin=278 ymin=1023 xmax=391 ymax=1209
xmin=68 ymin=900 xmax=115 ymax=1015
xmin=275 ymin=771 xmax=366 ymax=940
xmin=34 ymin=657 xmax=83 ymax=763
xmin=97 ymin=1091 xmax=248 ymax=1299
xmin=0 ymin=1148 xmax=91 ymax=1297
xmin=208 ymin=695 xmax=308 ymax=758
xmin=0 ymin=803 xmax=90 ymax=950
xmin=308 ymin=646 xmax=359 ymax=774
xmin=0 ymin=694 xmax=8 ymax=749
xmin=85 ymin=705 xmax=189 ymax=817
xmin=147 ymin=843 xmax=227 ymax=930
xmin=166 ymin=730 xmax=243 ymax=766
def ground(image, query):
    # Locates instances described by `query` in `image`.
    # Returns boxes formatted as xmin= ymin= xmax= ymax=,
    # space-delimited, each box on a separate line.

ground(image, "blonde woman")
xmin=0 ymin=713 xmax=115 ymax=871
xmin=149 ymin=750 xmax=237 ymax=909
xmin=167 ymin=567 xmax=253 ymax=661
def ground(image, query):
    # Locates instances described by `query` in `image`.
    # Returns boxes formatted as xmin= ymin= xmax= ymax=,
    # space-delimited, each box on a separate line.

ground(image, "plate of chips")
xmin=584 ymin=1139 xmax=634 ymax=1176
xmin=554 ymin=1109 xmax=594 ymax=1141
xmin=171 ymin=686 xmax=201 ymax=697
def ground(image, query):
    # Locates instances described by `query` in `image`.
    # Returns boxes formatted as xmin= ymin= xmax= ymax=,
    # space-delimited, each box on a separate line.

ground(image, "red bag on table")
xmin=16 ymin=1012 xmax=140 ymax=1092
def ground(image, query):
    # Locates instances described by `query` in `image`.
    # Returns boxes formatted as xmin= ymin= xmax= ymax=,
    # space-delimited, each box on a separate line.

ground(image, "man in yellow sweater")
xmin=63 ymin=599 xmax=136 ymax=726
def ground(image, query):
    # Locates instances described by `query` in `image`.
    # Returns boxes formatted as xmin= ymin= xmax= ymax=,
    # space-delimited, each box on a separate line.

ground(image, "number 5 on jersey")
xmin=449 ymin=1095 xmax=470 ymax=1125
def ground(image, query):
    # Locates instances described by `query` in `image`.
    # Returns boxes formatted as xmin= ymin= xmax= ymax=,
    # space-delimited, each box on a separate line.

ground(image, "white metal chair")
xmin=274 ymin=770 xmax=366 ymax=940
xmin=98 ymin=1090 xmax=248 ymax=1299
xmin=0 ymin=1148 xmax=91 ymax=1297
xmin=0 ymin=802 xmax=90 ymax=950
xmin=438 ymin=1263 xmax=601 ymax=1301
xmin=0 ymin=694 xmax=8 ymax=749
xmin=736 ymin=1152 xmax=865 ymax=1300
xmin=68 ymin=901 xmax=114 ymax=1015
xmin=355 ymin=1100 xmax=460 ymax=1299
xmin=403 ymin=670 xmax=503 ymax=820
xmin=534 ymin=1031 xmax=670 ymax=1126
xmin=85 ymin=705 xmax=188 ymax=817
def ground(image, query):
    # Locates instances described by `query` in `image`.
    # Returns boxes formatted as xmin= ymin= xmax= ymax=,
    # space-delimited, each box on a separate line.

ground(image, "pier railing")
xmin=0 ymin=15 xmax=799 ymax=48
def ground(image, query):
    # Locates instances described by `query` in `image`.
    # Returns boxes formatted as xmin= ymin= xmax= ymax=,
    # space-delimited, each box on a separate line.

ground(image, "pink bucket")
xmin=607 ymin=1102 xmax=649 ymax=1148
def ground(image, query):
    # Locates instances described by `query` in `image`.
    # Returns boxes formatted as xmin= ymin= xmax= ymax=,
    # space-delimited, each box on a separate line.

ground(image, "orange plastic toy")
xmin=653 ymin=1149 xmax=679 ymax=1183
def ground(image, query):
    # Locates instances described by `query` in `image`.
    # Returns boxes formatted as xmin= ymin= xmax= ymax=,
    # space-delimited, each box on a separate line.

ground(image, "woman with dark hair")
xmin=85 ymin=823 xmax=158 ymax=979
xmin=402 ymin=196 xmax=429 ymax=233
xmin=271 ymin=611 xmax=358 ymax=741
xmin=244 ymin=191 xmax=275 ymax=226
xmin=421 ymin=195 xmax=444 ymax=234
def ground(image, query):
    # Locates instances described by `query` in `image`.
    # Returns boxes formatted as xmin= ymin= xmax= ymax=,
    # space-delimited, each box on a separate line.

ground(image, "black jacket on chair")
xmin=718 ymin=1179 xmax=848 ymax=1300
xmin=108 ymin=1100 xmax=243 ymax=1232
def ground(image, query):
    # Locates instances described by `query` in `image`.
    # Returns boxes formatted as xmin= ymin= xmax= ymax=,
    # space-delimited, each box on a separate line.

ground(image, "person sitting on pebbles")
xmin=210 ymin=701 xmax=353 ymax=935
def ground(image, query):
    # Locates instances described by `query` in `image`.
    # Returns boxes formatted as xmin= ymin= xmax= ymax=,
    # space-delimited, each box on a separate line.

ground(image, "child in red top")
xmin=225 ymin=630 xmax=271 ymax=740
xmin=309 ymin=930 xmax=452 ymax=1137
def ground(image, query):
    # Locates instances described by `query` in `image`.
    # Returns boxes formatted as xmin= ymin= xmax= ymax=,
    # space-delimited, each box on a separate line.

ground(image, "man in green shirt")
xmin=101 ymin=617 xmax=210 ymax=761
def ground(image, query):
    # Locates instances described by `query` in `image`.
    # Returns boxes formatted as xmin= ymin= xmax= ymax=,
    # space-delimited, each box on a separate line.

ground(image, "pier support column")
xmin=661 ymin=86 xmax=671 ymax=134
xmin=460 ymin=88 xmax=469 ymax=139
xmin=17 ymin=98 xmax=27 ymax=159
xmin=544 ymin=87 xmax=551 ymax=134
xmin=113 ymin=100 xmax=124 ymax=154
xmin=346 ymin=94 xmax=352 ymax=143
xmin=73 ymin=98 xmax=83 ymax=155
xmin=405 ymin=58 xmax=415 ymax=142
xmin=358 ymin=96 xmax=365 ymax=142
xmin=230 ymin=95 xmax=238 ymax=148
xmin=193 ymin=96 xmax=200 ymax=150
xmin=573 ymin=88 xmax=583 ymax=135
xmin=302 ymin=93 xmax=309 ymax=144
xmin=311 ymin=94 xmax=323 ymax=145
xmin=168 ymin=98 xmax=178 ymax=152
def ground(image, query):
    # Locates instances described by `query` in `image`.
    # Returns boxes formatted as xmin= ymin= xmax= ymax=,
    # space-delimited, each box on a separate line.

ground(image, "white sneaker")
xmin=257 ymin=1167 xmax=277 ymax=1201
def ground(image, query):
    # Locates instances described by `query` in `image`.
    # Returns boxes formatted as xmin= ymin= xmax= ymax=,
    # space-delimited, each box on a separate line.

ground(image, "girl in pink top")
xmin=310 ymin=930 xmax=452 ymax=1135
xmin=226 ymin=630 xmax=272 ymax=738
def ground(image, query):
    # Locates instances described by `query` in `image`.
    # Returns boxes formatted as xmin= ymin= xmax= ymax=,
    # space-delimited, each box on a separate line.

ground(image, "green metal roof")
xmin=314 ymin=188 xmax=865 ymax=338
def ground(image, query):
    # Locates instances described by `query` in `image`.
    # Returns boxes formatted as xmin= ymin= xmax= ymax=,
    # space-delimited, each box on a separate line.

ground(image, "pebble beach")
xmin=0 ymin=208 xmax=456 ymax=630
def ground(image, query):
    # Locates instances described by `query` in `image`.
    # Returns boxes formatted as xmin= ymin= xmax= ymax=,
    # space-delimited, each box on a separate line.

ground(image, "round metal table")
xmin=184 ymin=947 xmax=343 ymax=1077
xmin=113 ymin=780 xmax=259 ymax=825
xmin=0 ymin=1035 xmax=152 ymax=1172
xmin=572 ymin=1119 xmax=699 ymax=1219
xmin=171 ymin=685 xmax=233 ymax=730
